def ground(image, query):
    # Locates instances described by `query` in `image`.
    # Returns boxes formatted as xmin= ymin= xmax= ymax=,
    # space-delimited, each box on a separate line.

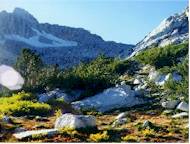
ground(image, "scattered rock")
xmin=161 ymin=100 xmax=180 ymax=109
xmin=115 ymin=112 xmax=128 ymax=120
xmin=38 ymin=89 xmax=81 ymax=103
xmin=176 ymin=102 xmax=189 ymax=112
xmin=112 ymin=118 xmax=128 ymax=127
xmin=142 ymin=120 xmax=152 ymax=128
xmin=54 ymin=113 xmax=96 ymax=129
xmin=148 ymin=70 xmax=182 ymax=86
xmin=172 ymin=112 xmax=188 ymax=118
xmin=35 ymin=116 xmax=49 ymax=122
xmin=120 ymin=81 xmax=126 ymax=85
xmin=72 ymin=84 xmax=147 ymax=112
xmin=133 ymin=78 xmax=142 ymax=85
xmin=13 ymin=129 xmax=58 ymax=139
xmin=148 ymin=69 xmax=160 ymax=81
xmin=14 ymin=127 xmax=26 ymax=133
xmin=146 ymin=111 xmax=156 ymax=115
xmin=2 ymin=116 xmax=11 ymax=123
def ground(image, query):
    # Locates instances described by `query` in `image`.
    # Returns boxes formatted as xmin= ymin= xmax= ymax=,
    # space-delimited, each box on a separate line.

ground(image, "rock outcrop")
xmin=130 ymin=7 xmax=188 ymax=58
xmin=72 ymin=84 xmax=147 ymax=112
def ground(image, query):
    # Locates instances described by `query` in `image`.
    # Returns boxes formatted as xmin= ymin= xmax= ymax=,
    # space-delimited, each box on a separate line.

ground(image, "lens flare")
xmin=0 ymin=65 xmax=24 ymax=90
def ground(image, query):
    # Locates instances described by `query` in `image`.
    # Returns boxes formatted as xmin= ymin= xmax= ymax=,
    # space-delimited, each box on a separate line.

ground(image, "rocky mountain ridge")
xmin=129 ymin=7 xmax=188 ymax=57
xmin=0 ymin=8 xmax=134 ymax=68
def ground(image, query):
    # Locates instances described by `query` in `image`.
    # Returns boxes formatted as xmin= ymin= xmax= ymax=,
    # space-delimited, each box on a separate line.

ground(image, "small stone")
xmin=142 ymin=120 xmax=151 ymax=128
xmin=133 ymin=78 xmax=141 ymax=85
xmin=120 ymin=81 xmax=126 ymax=85
xmin=176 ymin=102 xmax=189 ymax=112
xmin=2 ymin=116 xmax=11 ymax=123
xmin=115 ymin=112 xmax=128 ymax=120
xmin=112 ymin=118 xmax=128 ymax=127
xmin=14 ymin=127 xmax=26 ymax=133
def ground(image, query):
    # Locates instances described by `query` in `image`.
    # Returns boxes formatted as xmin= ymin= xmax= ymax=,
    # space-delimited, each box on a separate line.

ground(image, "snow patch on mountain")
xmin=5 ymin=28 xmax=77 ymax=48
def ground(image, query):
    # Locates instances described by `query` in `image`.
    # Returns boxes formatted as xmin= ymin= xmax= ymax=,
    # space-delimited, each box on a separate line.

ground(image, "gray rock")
xmin=14 ymin=127 xmax=26 ymax=133
xmin=172 ymin=112 xmax=188 ymax=118
xmin=120 ymin=81 xmax=126 ymax=85
xmin=176 ymin=102 xmax=189 ymax=112
xmin=72 ymin=84 xmax=147 ymax=112
xmin=115 ymin=112 xmax=128 ymax=120
xmin=13 ymin=129 xmax=58 ymax=139
xmin=54 ymin=113 xmax=96 ymax=129
xmin=2 ymin=116 xmax=11 ymax=123
xmin=38 ymin=89 xmax=82 ymax=103
xmin=133 ymin=78 xmax=142 ymax=85
xmin=142 ymin=120 xmax=151 ymax=128
xmin=112 ymin=118 xmax=128 ymax=127
xmin=161 ymin=100 xmax=180 ymax=109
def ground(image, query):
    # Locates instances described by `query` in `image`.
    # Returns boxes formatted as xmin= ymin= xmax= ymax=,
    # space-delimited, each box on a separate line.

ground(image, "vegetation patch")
xmin=89 ymin=131 xmax=109 ymax=142
xmin=0 ymin=92 xmax=51 ymax=116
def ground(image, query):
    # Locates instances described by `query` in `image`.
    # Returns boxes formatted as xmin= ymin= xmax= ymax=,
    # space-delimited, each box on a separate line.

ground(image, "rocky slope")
xmin=129 ymin=7 xmax=188 ymax=57
xmin=0 ymin=8 xmax=134 ymax=68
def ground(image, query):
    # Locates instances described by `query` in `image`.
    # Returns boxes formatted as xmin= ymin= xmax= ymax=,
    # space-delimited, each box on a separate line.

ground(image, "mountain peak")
xmin=129 ymin=6 xmax=188 ymax=58
xmin=12 ymin=7 xmax=38 ymax=24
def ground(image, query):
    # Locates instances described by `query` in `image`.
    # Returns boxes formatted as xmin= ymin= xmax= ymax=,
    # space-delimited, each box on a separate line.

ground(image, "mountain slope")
xmin=0 ymin=8 xmax=134 ymax=68
xmin=130 ymin=7 xmax=188 ymax=57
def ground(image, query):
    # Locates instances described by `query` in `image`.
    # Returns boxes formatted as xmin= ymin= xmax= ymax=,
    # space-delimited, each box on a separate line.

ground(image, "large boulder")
xmin=54 ymin=113 xmax=96 ymax=129
xmin=72 ymin=84 xmax=147 ymax=112
xmin=176 ymin=102 xmax=189 ymax=112
xmin=161 ymin=100 xmax=180 ymax=109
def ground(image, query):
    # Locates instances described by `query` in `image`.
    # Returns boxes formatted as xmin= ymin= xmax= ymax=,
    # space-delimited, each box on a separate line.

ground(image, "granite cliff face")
xmin=0 ymin=8 xmax=134 ymax=68
xmin=130 ymin=7 xmax=189 ymax=57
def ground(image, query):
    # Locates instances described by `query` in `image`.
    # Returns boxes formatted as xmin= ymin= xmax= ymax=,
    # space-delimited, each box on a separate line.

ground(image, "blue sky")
xmin=0 ymin=0 xmax=188 ymax=44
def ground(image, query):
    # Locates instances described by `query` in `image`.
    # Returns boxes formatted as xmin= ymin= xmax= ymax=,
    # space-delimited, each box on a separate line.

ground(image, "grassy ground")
xmin=0 ymin=107 xmax=188 ymax=143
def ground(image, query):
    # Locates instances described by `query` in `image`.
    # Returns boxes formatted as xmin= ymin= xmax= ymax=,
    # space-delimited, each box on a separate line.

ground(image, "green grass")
xmin=0 ymin=92 xmax=51 ymax=116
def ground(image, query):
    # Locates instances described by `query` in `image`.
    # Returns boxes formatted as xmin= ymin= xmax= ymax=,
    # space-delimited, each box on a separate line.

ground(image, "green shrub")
xmin=58 ymin=55 xmax=134 ymax=98
xmin=89 ymin=131 xmax=109 ymax=142
xmin=0 ymin=92 xmax=51 ymax=116
xmin=134 ymin=43 xmax=188 ymax=69
xmin=121 ymin=135 xmax=139 ymax=142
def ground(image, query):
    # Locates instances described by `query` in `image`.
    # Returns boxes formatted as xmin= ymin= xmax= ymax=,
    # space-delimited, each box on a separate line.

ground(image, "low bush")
xmin=121 ymin=135 xmax=139 ymax=142
xmin=0 ymin=92 xmax=51 ymax=116
xmin=141 ymin=129 xmax=155 ymax=138
xmin=89 ymin=131 xmax=109 ymax=142
xmin=134 ymin=42 xmax=188 ymax=69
